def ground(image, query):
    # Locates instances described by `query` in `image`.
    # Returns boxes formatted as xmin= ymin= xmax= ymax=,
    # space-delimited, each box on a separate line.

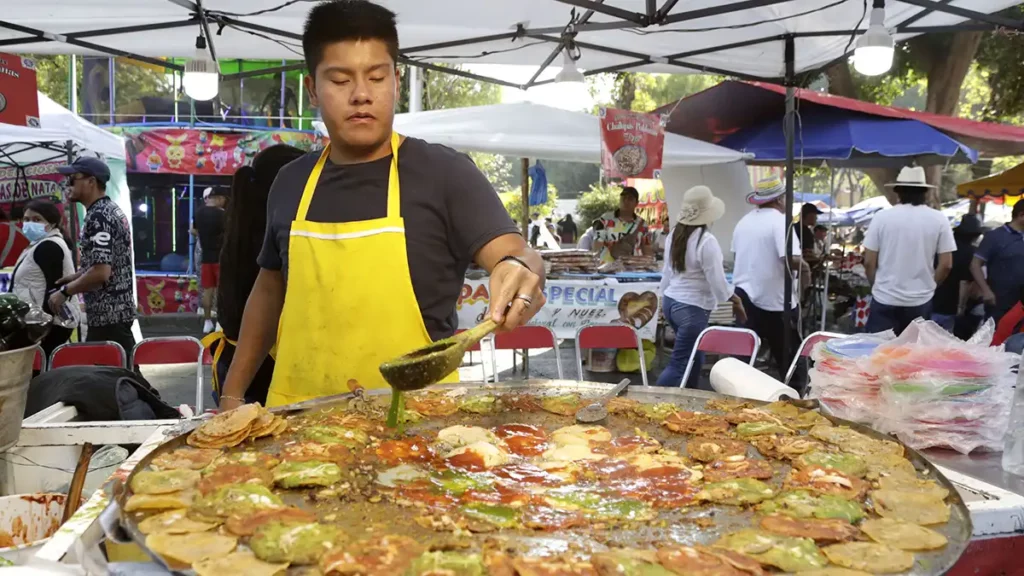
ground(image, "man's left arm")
xmin=49 ymin=214 xmax=114 ymax=312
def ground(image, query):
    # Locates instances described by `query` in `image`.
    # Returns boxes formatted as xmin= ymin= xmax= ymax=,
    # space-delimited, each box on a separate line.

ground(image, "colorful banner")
xmin=0 ymin=53 xmax=39 ymax=128
xmin=137 ymin=274 xmax=200 ymax=315
xmin=457 ymin=278 xmax=661 ymax=340
xmin=599 ymin=107 xmax=664 ymax=180
xmin=628 ymin=178 xmax=668 ymax=225
xmin=0 ymin=162 xmax=66 ymax=207
xmin=110 ymin=127 xmax=327 ymax=175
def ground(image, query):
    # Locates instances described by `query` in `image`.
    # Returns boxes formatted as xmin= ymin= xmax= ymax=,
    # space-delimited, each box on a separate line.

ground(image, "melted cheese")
xmin=550 ymin=425 xmax=612 ymax=446
xmin=444 ymin=441 xmax=510 ymax=468
xmin=436 ymin=425 xmax=497 ymax=449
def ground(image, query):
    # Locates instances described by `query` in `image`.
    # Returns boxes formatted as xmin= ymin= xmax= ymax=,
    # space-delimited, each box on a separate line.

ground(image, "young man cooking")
xmin=220 ymin=0 xmax=545 ymax=410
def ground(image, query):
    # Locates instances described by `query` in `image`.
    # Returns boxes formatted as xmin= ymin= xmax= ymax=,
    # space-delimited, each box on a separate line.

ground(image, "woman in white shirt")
xmin=656 ymin=186 xmax=746 ymax=387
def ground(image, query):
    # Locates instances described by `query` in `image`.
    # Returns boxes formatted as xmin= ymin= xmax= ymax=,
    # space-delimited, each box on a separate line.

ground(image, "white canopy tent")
xmin=0 ymin=91 xmax=142 ymax=346
xmin=0 ymin=1 xmax=1020 ymax=82
xmin=389 ymin=102 xmax=746 ymax=166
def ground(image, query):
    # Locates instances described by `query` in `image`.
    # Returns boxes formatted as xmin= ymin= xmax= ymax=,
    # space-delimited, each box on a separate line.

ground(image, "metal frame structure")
xmin=2 ymin=1 xmax=1021 ymax=361
xmin=784 ymin=329 xmax=845 ymax=388
xmin=132 ymin=336 xmax=206 ymax=413
xmin=48 ymin=340 xmax=128 ymax=371
xmin=574 ymin=324 xmax=649 ymax=386
xmin=679 ymin=326 xmax=761 ymax=388
xmin=493 ymin=325 xmax=565 ymax=380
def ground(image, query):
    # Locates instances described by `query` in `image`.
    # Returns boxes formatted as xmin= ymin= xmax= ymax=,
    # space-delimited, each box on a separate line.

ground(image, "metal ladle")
xmin=379 ymin=319 xmax=499 ymax=392
xmin=575 ymin=378 xmax=631 ymax=423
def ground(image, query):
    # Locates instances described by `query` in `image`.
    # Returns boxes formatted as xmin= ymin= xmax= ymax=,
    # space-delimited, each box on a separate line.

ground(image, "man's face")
xmin=306 ymin=39 xmax=399 ymax=153
xmin=65 ymin=174 xmax=92 ymax=202
xmin=620 ymin=195 xmax=638 ymax=214
xmin=803 ymin=211 xmax=818 ymax=226
xmin=815 ymin=229 xmax=827 ymax=241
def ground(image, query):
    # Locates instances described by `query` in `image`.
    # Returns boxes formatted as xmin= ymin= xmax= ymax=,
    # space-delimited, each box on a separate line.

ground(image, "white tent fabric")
xmin=1 ymin=1 xmax=1019 ymax=79
xmin=0 ymin=92 xmax=125 ymax=165
xmin=387 ymin=102 xmax=745 ymax=165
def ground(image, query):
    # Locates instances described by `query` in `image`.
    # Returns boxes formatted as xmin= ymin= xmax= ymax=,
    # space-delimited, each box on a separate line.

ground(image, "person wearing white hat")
xmin=863 ymin=166 xmax=955 ymax=335
xmin=731 ymin=173 xmax=804 ymax=383
xmin=657 ymin=186 xmax=746 ymax=388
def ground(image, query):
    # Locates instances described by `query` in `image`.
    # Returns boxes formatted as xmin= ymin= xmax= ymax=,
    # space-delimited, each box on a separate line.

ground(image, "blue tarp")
xmin=719 ymin=108 xmax=978 ymax=168
xmin=528 ymin=161 xmax=548 ymax=206
xmin=795 ymin=192 xmax=834 ymax=206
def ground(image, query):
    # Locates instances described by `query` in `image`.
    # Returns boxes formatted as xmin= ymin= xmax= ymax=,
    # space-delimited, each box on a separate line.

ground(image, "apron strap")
xmin=295 ymin=132 xmax=403 ymax=222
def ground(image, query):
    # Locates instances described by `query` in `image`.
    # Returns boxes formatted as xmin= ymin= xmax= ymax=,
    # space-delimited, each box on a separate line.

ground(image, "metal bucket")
xmin=0 ymin=346 xmax=37 ymax=453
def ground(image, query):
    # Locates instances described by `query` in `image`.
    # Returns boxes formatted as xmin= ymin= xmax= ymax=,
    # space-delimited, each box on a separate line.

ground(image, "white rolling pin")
xmin=709 ymin=357 xmax=801 ymax=402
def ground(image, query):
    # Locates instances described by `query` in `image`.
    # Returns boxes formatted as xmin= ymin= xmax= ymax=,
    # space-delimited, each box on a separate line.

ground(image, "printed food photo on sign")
xmin=600 ymin=108 xmax=665 ymax=180
xmin=618 ymin=291 xmax=659 ymax=329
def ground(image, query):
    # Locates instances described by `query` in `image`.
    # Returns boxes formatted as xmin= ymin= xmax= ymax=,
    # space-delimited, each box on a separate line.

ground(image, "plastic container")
xmin=0 ymin=345 xmax=38 ymax=453
xmin=0 ymin=493 xmax=78 ymax=565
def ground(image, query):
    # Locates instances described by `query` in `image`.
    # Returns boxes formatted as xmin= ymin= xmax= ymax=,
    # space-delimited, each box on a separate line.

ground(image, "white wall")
xmin=661 ymin=160 xmax=753 ymax=263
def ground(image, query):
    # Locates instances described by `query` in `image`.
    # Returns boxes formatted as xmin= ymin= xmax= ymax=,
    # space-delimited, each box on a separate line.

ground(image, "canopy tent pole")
xmin=521 ymin=158 xmax=530 ymax=239
xmin=64 ymin=140 xmax=79 ymax=259
xmin=187 ymin=99 xmax=196 ymax=276
xmin=782 ymin=35 xmax=796 ymax=376
xmin=822 ymin=165 xmax=836 ymax=332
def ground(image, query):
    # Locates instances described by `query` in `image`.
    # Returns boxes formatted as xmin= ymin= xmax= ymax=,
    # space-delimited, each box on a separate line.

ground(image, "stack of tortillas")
xmin=187 ymin=404 xmax=287 ymax=449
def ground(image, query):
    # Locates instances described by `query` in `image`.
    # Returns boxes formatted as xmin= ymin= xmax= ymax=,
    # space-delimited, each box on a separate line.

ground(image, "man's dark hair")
xmin=592 ymin=219 xmax=604 ymax=231
xmin=303 ymin=0 xmax=399 ymax=75
xmin=620 ymin=186 xmax=639 ymax=201
xmin=894 ymin=185 xmax=927 ymax=206
xmin=814 ymin=225 xmax=827 ymax=232
xmin=1013 ymin=200 xmax=1024 ymax=221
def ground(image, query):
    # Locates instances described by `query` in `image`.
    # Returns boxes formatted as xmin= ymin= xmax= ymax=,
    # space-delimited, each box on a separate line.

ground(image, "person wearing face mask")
xmin=9 ymin=199 xmax=79 ymax=357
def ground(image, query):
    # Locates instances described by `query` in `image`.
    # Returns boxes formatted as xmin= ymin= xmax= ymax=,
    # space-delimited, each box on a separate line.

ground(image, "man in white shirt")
xmin=732 ymin=174 xmax=803 ymax=381
xmin=863 ymin=166 xmax=955 ymax=335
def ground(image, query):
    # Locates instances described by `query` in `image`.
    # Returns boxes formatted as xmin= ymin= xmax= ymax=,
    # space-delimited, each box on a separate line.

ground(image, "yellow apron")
xmin=266 ymin=132 xmax=457 ymax=407
xmin=201 ymin=331 xmax=277 ymax=396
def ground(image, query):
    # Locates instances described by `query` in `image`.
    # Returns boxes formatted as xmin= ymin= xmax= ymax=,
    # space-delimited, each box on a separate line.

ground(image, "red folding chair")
xmin=784 ymin=331 xmax=844 ymax=388
xmin=133 ymin=336 xmax=205 ymax=413
xmin=575 ymin=324 xmax=648 ymax=386
xmin=456 ymin=329 xmax=494 ymax=382
xmin=33 ymin=347 xmax=45 ymax=373
xmin=679 ymin=327 xmax=761 ymax=388
xmin=493 ymin=325 xmax=563 ymax=380
xmin=49 ymin=341 xmax=127 ymax=371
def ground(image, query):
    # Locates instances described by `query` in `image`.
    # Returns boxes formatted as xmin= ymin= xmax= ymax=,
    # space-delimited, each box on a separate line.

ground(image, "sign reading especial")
xmin=599 ymin=107 xmax=665 ymax=180
xmin=458 ymin=278 xmax=661 ymax=340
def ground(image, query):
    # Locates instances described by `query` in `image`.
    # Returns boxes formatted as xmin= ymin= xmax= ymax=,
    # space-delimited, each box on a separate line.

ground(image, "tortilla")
xmin=193 ymin=550 xmax=289 ymax=576
xmin=319 ymin=535 xmax=423 ymax=576
xmin=724 ymin=409 xmax=782 ymax=425
xmin=735 ymin=422 xmax=795 ymax=438
xmin=137 ymin=509 xmax=218 ymax=535
xmin=705 ymin=399 xmax=754 ymax=412
xmin=750 ymin=435 xmax=825 ymax=460
xmin=785 ymin=467 xmax=868 ymax=500
xmin=758 ymin=514 xmax=859 ymax=542
xmin=664 ymin=411 xmax=730 ymax=435
xmin=703 ymin=458 xmax=774 ymax=483
xmin=864 ymin=454 xmax=917 ymax=481
xmin=250 ymin=521 xmax=343 ymax=565
xmin=591 ymin=550 xmax=672 ymax=575
xmin=146 ymin=531 xmax=237 ymax=568
xmin=197 ymin=464 xmax=273 ymax=495
xmin=656 ymin=545 xmax=754 ymax=576
xmin=699 ymin=478 xmax=776 ymax=506
xmin=541 ymin=394 xmax=585 ymax=416
xmin=130 ymin=469 xmax=201 ymax=495
xmin=794 ymin=569 xmax=873 ymax=576
xmin=860 ymin=518 xmax=948 ymax=551
xmin=225 ymin=507 xmax=317 ymax=537
xmin=794 ymin=451 xmax=867 ymax=478
xmin=406 ymin=392 xmax=460 ymax=416
xmin=822 ymin=542 xmax=915 ymax=574
xmin=209 ymin=451 xmax=281 ymax=470
xmin=191 ymin=484 xmax=283 ymax=518
xmin=188 ymin=427 xmax=251 ymax=449
xmin=686 ymin=437 xmax=749 ymax=462
xmin=757 ymin=490 xmax=865 ymax=523
xmin=877 ymin=475 xmax=949 ymax=500
xmin=871 ymin=490 xmax=951 ymax=525
xmin=188 ymin=404 xmax=261 ymax=448
xmin=272 ymin=460 xmax=342 ymax=488
xmin=150 ymin=448 xmax=221 ymax=471
xmin=605 ymin=397 xmax=640 ymax=414
xmin=124 ymin=491 xmax=195 ymax=512
xmin=714 ymin=529 xmax=827 ymax=573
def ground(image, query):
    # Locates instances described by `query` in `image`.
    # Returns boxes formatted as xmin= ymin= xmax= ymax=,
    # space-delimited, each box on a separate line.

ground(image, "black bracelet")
xmin=496 ymin=254 xmax=531 ymax=271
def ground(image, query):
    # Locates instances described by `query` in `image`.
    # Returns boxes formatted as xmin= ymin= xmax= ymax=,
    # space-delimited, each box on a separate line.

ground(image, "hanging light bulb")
xmin=555 ymin=49 xmax=585 ymax=84
xmin=853 ymin=0 xmax=894 ymax=76
xmin=183 ymin=34 xmax=219 ymax=101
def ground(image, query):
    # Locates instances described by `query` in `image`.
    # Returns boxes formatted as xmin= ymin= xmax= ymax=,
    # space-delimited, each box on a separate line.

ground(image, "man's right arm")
xmin=219 ymin=268 xmax=285 ymax=410
xmin=971 ymin=231 xmax=997 ymax=305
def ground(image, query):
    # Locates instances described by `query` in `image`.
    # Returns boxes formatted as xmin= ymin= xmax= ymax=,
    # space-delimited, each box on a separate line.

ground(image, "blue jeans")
xmin=931 ymin=313 xmax=956 ymax=333
xmin=865 ymin=300 xmax=931 ymax=336
xmin=656 ymin=297 xmax=711 ymax=388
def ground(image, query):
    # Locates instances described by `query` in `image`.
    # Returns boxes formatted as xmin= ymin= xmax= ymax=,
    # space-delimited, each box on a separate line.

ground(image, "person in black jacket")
xmin=208 ymin=145 xmax=305 ymax=405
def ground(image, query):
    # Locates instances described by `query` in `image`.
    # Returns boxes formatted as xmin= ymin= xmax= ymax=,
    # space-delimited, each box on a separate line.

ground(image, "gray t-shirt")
xmin=258 ymin=137 xmax=519 ymax=340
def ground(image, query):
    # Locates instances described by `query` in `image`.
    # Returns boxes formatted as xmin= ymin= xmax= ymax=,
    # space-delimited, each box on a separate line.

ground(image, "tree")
xmin=577 ymin=182 xmax=621 ymax=227
xmin=499 ymin=184 xmax=558 ymax=225
xmin=592 ymin=72 xmax=724 ymax=113
xmin=32 ymin=55 xmax=173 ymax=117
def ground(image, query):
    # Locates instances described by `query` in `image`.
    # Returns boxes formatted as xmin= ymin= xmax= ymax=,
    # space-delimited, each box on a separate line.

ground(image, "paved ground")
xmin=138 ymin=314 xmax=687 ymax=409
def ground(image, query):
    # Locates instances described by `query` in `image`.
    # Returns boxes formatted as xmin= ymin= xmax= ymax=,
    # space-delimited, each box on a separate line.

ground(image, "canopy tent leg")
xmin=782 ymin=35 xmax=796 ymax=373
xmin=521 ymin=158 xmax=530 ymax=239
xmin=64 ymin=140 xmax=79 ymax=258
xmin=188 ymin=174 xmax=195 ymax=276
xmin=822 ymin=166 xmax=836 ymax=332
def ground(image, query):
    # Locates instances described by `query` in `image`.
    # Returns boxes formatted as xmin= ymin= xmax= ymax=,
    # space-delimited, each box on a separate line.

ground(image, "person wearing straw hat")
xmin=657 ymin=186 xmax=746 ymax=388
xmin=863 ymin=166 xmax=955 ymax=335
xmin=732 ymin=173 xmax=803 ymax=382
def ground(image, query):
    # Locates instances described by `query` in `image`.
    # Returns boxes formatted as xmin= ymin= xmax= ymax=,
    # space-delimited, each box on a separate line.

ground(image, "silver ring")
xmin=515 ymin=294 xmax=534 ymax=308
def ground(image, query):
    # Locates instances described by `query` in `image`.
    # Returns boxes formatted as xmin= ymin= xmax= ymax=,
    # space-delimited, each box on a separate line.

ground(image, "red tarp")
xmin=656 ymin=81 xmax=1024 ymax=157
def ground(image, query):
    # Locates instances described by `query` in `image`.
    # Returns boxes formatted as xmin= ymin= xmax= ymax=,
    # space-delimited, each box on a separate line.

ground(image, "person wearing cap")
xmin=863 ymin=166 xmax=955 ymax=335
xmin=970 ymin=200 xmax=1024 ymax=322
xmin=49 ymin=157 xmax=137 ymax=355
xmin=657 ymin=186 xmax=746 ymax=388
xmin=193 ymin=188 xmax=229 ymax=334
xmin=594 ymin=186 xmax=652 ymax=264
xmin=931 ymin=214 xmax=984 ymax=333
xmin=732 ymin=174 xmax=803 ymax=382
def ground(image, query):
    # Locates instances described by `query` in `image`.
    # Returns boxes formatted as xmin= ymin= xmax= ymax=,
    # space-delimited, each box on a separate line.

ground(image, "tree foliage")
xmin=595 ymin=72 xmax=724 ymax=113
xmin=576 ymin=182 xmax=621 ymax=227
xmin=32 ymin=55 xmax=173 ymax=115
xmin=499 ymin=184 xmax=558 ymax=226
